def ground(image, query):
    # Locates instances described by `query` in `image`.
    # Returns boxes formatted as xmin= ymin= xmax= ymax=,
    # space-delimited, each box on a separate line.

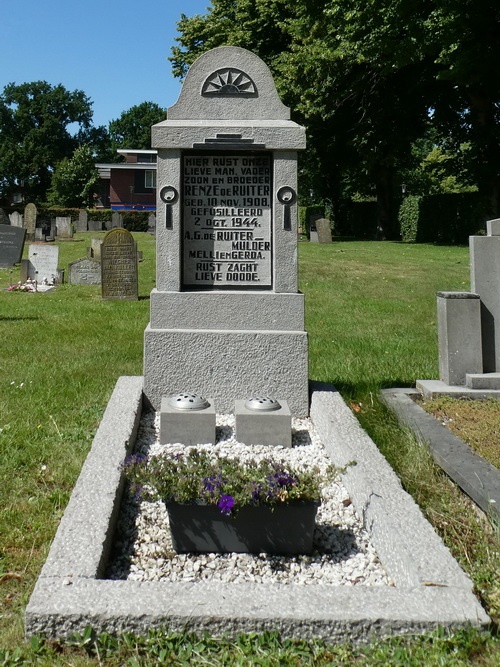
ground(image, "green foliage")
xmin=109 ymin=102 xmax=165 ymax=152
xmin=336 ymin=200 xmax=379 ymax=239
xmin=123 ymin=448 xmax=326 ymax=513
xmin=46 ymin=145 xmax=100 ymax=208
xmin=399 ymin=195 xmax=422 ymax=243
xmin=122 ymin=210 xmax=149 ymax=232
xmin=0 ymin=81 xmax=94 ymax=202
xmin=399 ymin=193 xmax=487 ymax=244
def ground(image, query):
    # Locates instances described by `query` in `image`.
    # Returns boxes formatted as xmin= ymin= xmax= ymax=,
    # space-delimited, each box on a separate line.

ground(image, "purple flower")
xmin=217 ymin=494 xmax=235 ymax=516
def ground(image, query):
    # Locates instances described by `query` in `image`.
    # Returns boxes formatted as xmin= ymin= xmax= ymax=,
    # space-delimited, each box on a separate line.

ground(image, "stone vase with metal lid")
xmin=235 ymin=396 xmax=292 ymax=447
xmin=160 ymin=392 xmax=216 ymax=445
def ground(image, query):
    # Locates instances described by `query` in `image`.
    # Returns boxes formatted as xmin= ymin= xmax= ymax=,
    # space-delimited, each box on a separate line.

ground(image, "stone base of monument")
xmin=25 ymin=376 xmax=488 ymax=641
xmin=234 ymin=398 xmax=291 ymax=447
xmin=160 ymin=394 xmax=216 ymax=445
xmin=144 ymin=325 xmax=309 ymax=415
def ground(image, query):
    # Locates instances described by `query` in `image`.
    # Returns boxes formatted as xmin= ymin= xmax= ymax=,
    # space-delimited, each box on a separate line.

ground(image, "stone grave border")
xmin=381 ymin=387 xmax=500 ymax=523
xmin=25 ymin=378 xmax=488 ymax=641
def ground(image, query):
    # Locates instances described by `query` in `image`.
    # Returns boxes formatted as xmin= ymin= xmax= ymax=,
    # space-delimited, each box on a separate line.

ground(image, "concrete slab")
xmin=466 ymin=373 xmax=500 ymax=390
xmin=25 ymin=379 xmax=489 ymax=641
xmin=417 ymin=379 xmax=500 ymax=399
xmin=381 ymin=387 xmax=499 ymax=522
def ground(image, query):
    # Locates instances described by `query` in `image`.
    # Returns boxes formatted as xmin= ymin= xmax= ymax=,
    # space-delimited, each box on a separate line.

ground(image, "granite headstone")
xmin=56 ymin=217 xmax=73 ymax=239
xmin=144 ymin=46 xmax=308 ymax=414
xmin=101 ymin=228 xmax=138 ymax=301
xmin=77 ymin=210 xmax=88 ymax=232
xmin=68 ymin=257 xmax=101 ymax=285
xmin=0 ymin=226 xmax=26 ymax=267
xmin=316 ymin=218 xmax=332 ymax=244
xmin=9 ymin=211 xmax=23 ymax=228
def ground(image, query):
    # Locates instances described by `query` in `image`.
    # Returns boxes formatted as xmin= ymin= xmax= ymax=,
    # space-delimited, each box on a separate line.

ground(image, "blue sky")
xmin=0 ymin=0 xmax=211 ymax=128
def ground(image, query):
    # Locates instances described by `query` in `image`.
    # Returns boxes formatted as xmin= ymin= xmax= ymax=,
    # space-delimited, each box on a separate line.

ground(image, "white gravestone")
xmin=28 ymin=245 xmax=59 ymax=282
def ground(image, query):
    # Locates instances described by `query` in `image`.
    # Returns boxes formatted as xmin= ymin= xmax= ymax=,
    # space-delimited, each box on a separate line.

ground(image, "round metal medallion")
xmin=168 ymin=392 xmax=210 ymax=411
xmin=160 ymin=185 xmax=179 ymax=204
xmin=244 ymin=396 xmax=282 ymax=412
xmin=277 ymin=186 xmax=297 ymax=205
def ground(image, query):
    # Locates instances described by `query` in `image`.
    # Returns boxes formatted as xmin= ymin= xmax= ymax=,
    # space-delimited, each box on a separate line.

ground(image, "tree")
xmin=46 ymin=145 xmax=100 ymax=208
xmin=0 ymin=81 xmax=94 ymax=202
xmin=171 ymin=0 xmax=500 ymax=235
xmin=108 ymin=102 xmax=166 ymax=153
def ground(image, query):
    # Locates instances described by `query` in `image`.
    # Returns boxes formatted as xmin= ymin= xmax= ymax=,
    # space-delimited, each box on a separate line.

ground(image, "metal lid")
xmin=244 ymin=396 xmax=281 ymax=412
xmin=168 ymin=392 xmax=210 ymax=411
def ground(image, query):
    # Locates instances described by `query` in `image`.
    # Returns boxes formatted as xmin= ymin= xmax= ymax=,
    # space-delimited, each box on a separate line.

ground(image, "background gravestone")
xmin=68 ymin=258 xmax=101 ymax=284
xmin=0 ymin=226 xmax=26 ymax=267
xmin=9 ymin=211 xmax=23 ymax=228
xmin=88 ymin=220 xmax=103 ymax=232
xmin=316 ymin=218 xmax=332 ymax=244
xmin=24 ymin=203 xmax=37 ymax=241
xmin=144 ymin=46 xmax=308 ymax=414
xmin=28 ymin=244 xmax=59 ymax=282
xmin=0 ymin=209 xmax=9 ymax=226
xmin=56 ymin=217 xmax=73 ymax=239
xmin=77 ymin=210 xmax=88 ymax=232
xmin=147 ymin=212 xmax=156 ymax=235
xmin=111 ymin=212 xmax=122 ymax=229
xmin=101 ymin=228 xmax=138 ymax=301
xmin=87 ymin=238 xmax=103 ymax=261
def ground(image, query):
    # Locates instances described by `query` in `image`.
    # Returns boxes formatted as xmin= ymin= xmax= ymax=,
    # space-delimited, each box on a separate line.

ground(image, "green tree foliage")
xmin=171 ymin=0 xmax=500 ymax=235
xmin=0 ymin=81 xmax=94 ymax=202
xmin=46 ymin=145 xmax=100 ymax=208
xmin=108 ymin=102 xmax=166 ymax=153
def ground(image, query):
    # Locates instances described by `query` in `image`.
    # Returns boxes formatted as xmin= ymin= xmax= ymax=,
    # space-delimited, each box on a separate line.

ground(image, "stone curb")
xmin=380 ymin=388 xmax=499 ymax=523
xmin=25 ymin=379 xmax=489 ymax=641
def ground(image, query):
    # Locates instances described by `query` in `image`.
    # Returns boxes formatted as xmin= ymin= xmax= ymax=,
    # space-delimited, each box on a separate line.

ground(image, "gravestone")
xmin=143 ymin=46 xmax=308 ymax=414
xmin=28 ymin=244 xmax=59 ymax=282
xmin=418 ymin=218 xmax=500 ymax=395
xmin=147 ymin=212 xmax=156 ymax=235
xmin=24 ymin=203 xmax=37 ymax=241
xmin=0 ymin=209 xmax=9 ymax=226
xmin=111 ymin=212 xmax=122 ymax=229
xmin=101 ymin=228 xmax=138 ymax=301
xmin=316 ymin=218 xmax=332 ymax=244
xmin=77 ymin=210 xmax=88 ymax=232
xmin=0 ymin=226 xmax=26 ymax=267
xmin=68 ymin=257 xmax=101 ymax=285
xmin=88 ymin=220 xmax=103 ymax=232
xmin=9 ymin=211 xmax=23 ymax=228
xmin=56 ymin=217 xmax=73 ymax=239
xmin=88 ymin=238 xmax=103 ymax=261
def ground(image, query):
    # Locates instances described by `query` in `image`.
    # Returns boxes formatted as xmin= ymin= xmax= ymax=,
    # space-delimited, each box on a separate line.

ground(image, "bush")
xmin=122 ymin=211 xmax=149 ymax=232
xmin=399 ymin=193 xmax=488 ymax=244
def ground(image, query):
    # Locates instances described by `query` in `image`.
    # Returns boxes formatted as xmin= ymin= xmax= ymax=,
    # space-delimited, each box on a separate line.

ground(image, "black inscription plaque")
xmin=182 ymin=153 xmax=272 ymax=289
xmin=101 ymin=228 xmax=138 ymax=301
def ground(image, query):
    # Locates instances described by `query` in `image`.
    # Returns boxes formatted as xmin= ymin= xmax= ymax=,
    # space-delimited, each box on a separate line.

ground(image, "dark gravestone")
xmin=0 ymin=226 xmax=26 ymax=267
xmin=0 ymin=209 xmax=9 ymax=226
xmin=101 ymin=228 xmax=138 ymax=301
xmin=68 ymin=258 xmax=101 ymax=285
xmin=316 ymin=218 xmax=332 ymax=244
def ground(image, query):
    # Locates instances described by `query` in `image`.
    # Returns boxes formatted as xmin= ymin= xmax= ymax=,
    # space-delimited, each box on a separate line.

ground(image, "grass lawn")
xmin=0 ymin=235 xmax=498 ymax=665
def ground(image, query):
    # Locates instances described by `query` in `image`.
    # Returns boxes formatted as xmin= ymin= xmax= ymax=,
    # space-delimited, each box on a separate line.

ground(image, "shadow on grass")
xmin=0 ymin=315 xmax=41 ymax=321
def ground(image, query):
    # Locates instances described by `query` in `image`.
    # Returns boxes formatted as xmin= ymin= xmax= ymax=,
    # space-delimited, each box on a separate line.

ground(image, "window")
xmin=145 ymin=170 xmax=156 ymax=188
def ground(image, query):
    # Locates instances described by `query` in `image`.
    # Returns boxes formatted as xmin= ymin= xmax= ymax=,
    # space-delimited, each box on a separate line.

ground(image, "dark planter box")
xmin=166 ymin=501 xmax=319 ymax=555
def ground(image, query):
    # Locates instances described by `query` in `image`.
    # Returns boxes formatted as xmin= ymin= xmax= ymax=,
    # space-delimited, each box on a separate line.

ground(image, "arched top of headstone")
xmin=102 ymin=227 xmax=134 ymax=246
xmin=167 ymin=46 xmax=290 ymax=121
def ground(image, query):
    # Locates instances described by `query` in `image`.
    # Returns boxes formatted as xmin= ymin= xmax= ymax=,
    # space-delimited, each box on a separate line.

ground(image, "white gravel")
xmin=107 ymin=412 xmax=391 ymax=587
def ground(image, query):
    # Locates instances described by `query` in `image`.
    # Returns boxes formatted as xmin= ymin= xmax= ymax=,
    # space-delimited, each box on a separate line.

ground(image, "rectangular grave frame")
xmin=25 ymin=378 xmax=488 ymax=641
